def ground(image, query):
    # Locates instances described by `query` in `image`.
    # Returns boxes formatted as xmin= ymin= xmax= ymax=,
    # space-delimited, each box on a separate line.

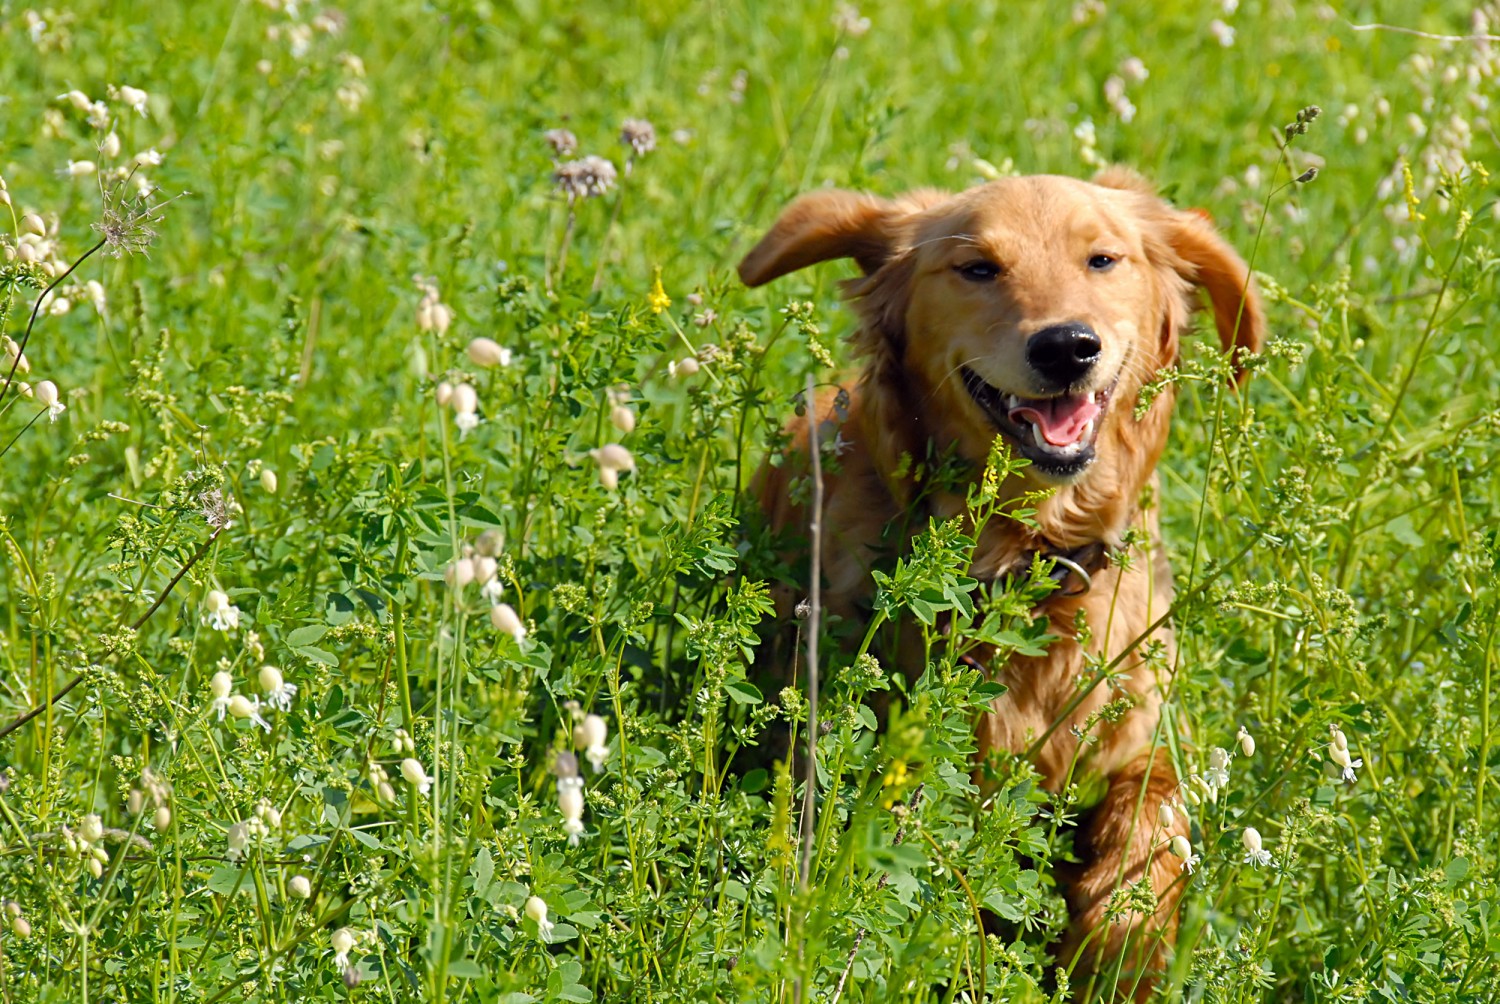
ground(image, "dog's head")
xmin=740 ymin=169 xmax=1263 ymax=488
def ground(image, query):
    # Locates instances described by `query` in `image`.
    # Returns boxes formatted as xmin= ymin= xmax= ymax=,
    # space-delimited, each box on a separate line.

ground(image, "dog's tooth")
xmin=1030 ymin=421 xmax=1043 ymax=448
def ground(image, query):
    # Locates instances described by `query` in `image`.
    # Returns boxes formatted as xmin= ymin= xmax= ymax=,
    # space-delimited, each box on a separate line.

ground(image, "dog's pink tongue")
xmin=1010 ymin=395 xmax=1101 ymax=446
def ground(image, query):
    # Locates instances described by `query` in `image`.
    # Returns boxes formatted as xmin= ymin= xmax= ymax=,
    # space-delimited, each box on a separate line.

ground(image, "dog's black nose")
xmin=1025 ymin=323 xmax=1101 ymax=386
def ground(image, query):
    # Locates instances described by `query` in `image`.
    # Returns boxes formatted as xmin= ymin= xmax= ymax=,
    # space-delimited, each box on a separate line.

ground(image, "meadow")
xmin=1 ymin=0 xmax=1498 ymax=1000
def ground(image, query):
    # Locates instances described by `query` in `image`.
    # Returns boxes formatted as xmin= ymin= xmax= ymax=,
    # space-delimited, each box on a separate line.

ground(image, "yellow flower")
xmin=1401 ymin=160 xmax=1425 ymax=222
xmin=647 ymin=267 xmax=671 ymax=314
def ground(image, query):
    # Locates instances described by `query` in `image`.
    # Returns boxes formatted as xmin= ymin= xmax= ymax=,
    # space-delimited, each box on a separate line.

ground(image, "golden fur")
xmin=740 ymin=168 xmax=1264 ymax=993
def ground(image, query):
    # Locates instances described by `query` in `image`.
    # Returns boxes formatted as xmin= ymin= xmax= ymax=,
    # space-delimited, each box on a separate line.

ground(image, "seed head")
xmin=544 ymin=128 xmax=577 ymax=158
xmin=553 ymin=155 xmax=617 ymax=200
xmin=620 ymin=118 xmax=657 ymax=158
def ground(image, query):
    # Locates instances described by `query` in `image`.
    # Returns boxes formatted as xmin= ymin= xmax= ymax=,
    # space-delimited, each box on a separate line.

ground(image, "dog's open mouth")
xmin=961 ymin=367 xmax=1115 ymax=477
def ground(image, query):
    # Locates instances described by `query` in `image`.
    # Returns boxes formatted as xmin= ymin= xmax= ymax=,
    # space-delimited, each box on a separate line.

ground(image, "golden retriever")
xmin=739 ymin=168 xmax=1263 ymax=993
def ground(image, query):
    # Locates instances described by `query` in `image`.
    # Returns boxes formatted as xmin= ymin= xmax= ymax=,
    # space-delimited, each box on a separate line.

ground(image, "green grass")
xmin=1 ymin=0 xmax=1498 ymax=1000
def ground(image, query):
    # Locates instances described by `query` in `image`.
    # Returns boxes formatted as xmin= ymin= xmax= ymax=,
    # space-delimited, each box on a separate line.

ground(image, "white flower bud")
xmin=206 ymin=590 xmax=230 ymax=614
xmin=1238 ymin=727 xmax=1255 ymax=758
xmin=1242 ymin=827 xmax=1263 ymax=855
xmin=1208 ymin=747 xmax=1231 ymax=771
xmin=258 ymin=665 xmax=284 ymax=694
xmin=435 ymin=381 xmax=453 ymax=407
xmin=490 ymin=602 xmax=526 ymax=642
xmin=1329 ymin=743 xmax=1352 ymax=769
xmin=598 ymin=467 xmax=619 ymax=491
xmin=445 ymin=557 xmax=475 ymax=591
xmin=66 ymin=160 xmax=97 ymax=177
xmin=21 ymin=213 xmax=46 ymax=237
xmin=128 ymin=789 xmax=144 ymax=815
xmin=4 ymin=902 xmax=19 ymax=919
xmin=574 ymin=714 xmax=608 ymax=752
xmin=1330 ymin=725 xmax=1348 ymax=752
xmin=60 ymin=89 xmax=93 ymax=112
xmin=670 ymin=356 xmax=700 ymax=378
xmin=472 ymin=555 xmax=497 ymax=585
xmin=289 ymin=875 xmax=312 ymax=899
xmin=377 ymin=780 xmax=396 ymax=803
xmin=467 ymin=337 xmax=510 ymax=367
xmin=210 ymin=671 xmax=233 ymax=699
xmin=331 ymin=927 xmax=355 ymax=955
xmin=589 ymin=444 xmax=635 ymax=472
xmin=401 ymin=758 xmax=431 ymax=795
xmin=34 ymin=380 xmax=59 ymax=408
xmin=11 ymin=916 xmax=30 ymax=939
xmin=558 ymin=784 xmax=584 ymax=822
xmin=154 ymin=806 xmax=171 ymax=830
xmin=1170 ymin=834 xmax=1192 ymax=859
xmin=610 ymin=405 xmax=636 ymax=434
xmin=260 ymin=469 xmax=278 ymax=493
xmin=524 ymin=895 xmax=548 ymax=925
xmin=450 ymin=382 xmax=478 ymax=416
xmin=80 ymin=814 xmax=104 ymax=844
xmin=474 ymin=529 xmax=504 ymax=557
xmin=101 ymin=131 xmax=121 ymax=158
xmin=1158 ymin=802 xmax=1174 ymax=828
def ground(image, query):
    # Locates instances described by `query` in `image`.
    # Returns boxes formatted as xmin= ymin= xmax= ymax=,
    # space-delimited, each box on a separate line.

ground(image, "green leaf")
xmin=725 ymin=679 xmax=763 ymax=705
xmin=286 ymin=624 xmax=328 ymax=647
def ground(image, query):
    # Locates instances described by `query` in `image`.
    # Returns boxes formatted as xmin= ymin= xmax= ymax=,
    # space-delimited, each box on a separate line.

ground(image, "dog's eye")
xmin=1087 ymin=253 xmax=1118 ymax=272
xmin=955 ymin=260 xmax=1001 ymax=282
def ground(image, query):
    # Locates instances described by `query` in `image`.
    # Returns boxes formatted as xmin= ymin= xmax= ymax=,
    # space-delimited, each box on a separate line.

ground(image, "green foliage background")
xmin=1 ymin=0 xmax=1499 ymax=1001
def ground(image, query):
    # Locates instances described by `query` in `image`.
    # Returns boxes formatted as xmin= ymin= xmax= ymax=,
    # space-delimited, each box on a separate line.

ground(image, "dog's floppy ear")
xmin=738 ymin=189 xmax=943 ymax=287
xmin=1095 ymin=167 xmax=1264 ymax=380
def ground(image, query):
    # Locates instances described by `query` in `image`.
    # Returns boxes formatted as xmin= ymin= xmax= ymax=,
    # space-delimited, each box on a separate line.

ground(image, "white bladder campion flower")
xmin=445 ymin=556 xmax=476 ymax=592
xmin=289 ymin=874 xmax=312 ymax=899
xmin=226 ymin=820 xmax=251 ymax=860
xmin=258 ymin=664 xmax=297 ymax=712
xmin=228 ymin=694 xmax=271 ymax=732
xmin=467 ymin=336 xmax=512 ymax=368
xmin=111 ymin=83 xmax=149 ymax=116
xmin=34 ymin=380 xmax=65 ymax=421
xmin=209 ymin=671 xmax=234 ymax=720
xmin=610 ymin=404 xmax=636 ymax=434
xmin=203 ymin=590 xmax=241 ymax=632
xmin=1204 ymin=747 xmax=1231 ymax=789
xmin=401 ymin=757 xmax=433 ymax=796
xmin=331 ymin=927 xmax=355 ymax=968
xmin=668 ymin=356 xmax=700 ymax=379
xmin=557 ymin=776 xmax=584 ymax=844
xmin=1158 ymin=801 xmax=1174 ymax=828
xmin=590 ymin=444 xmax=635 ymax=491
xmin=1170 ymin=833 xmax=1200 ymax=874
xmin=524 ymin=895 xmax=555 ymax=942
xmin=1328 ymin=725 xmax=1363 ymax=783
xmin=1242 ymin=826 xmax=1272 ymax=868
xmin=1238 ymin=726 xmax=1255 ymax=758
xmin=574 ymin=713 xmax=609 ymax=772
xmin=490 ymin=602 xmax=526 ymax=643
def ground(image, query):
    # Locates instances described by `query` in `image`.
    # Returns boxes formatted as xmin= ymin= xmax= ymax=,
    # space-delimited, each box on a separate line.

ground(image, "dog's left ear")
xmin=1095 ymin=167 xmax=1264 ymax=381
xmin=738 ymin=188 xmax=944 ymax=287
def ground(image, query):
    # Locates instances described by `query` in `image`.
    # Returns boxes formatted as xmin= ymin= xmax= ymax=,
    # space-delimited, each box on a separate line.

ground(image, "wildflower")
xmin=557 ymin=776 xmax=584 ymax=844
xmin=401 ymin=757 xmax=433 ymax=796
xmin=524 ymin=895 xmax=555 ymax=942
xmin=1119 ymin=56 xmax=1149 ymax=82
xmin=79 ymin=814 xmax=104 ymax=845
xmin=450 ymin=382 xmax=478 ymax=417
xmin=574 ymin=713 xmax=609 ymax=772
xmin=209 ymin=671 xmax=234 ymax=720
xmin=668 ymin=356 xmax=700 ymax=379
xmin=1242 ymin=826 xmax=1272 ymax=867
xmin=435 ymin=381 xmax=453 ymax=407
xmin=331 ymin=927 xmax=355 ymax=967
xmin=258 ymin=664 xmax=297 ymax=712
xmin=610 ymin=404 xmax=636 ymax=434
xmin=85 ymin=279 xmax=107 ymax=314
xmin=544 ymin=128 xmax=578 ymax=158
xmin=1237 ymin=726 xmax=1255 ymax=758
xmin=620 ymin=118 xmax=657 ymax=158
xmin=481 ymin=576 xmax=504 ymax=604
xmin=1328 ymin=732 xmax=1363 ymax=783
xmin=693 ymin=309 xmax=718 ymax=328
xmin=475 ymin=529 xmax=504 ymax=556
xmin=553 ymin=155 xmax=617 ymax=200
xmin=204 ymin=590 xmax=241 ymax=632
xmin=467 ymin=337 xmax=512 ymax=368
xmin=112 ymin=84 xmax=149 ymax=116
xmin=445 ymin=557 xmax=476 ymax=592
xmin=226 ymin=820 xmax=251 ymax=860
xmin=59 ymin=89 xmax=93 ymax=112
xmin=833 ymin=2 xmax=871 ymax=36
xmin=646 ymin=267 xmax=671 ymax=313
xmin=228 ymin=694 xmax=271 ymax=732
xmin=290 ymin=875 xmax=312 ymax=899
xmin=490 ymin=602 xmax=526 ymax=643
xmin=20 ymin=213 xmax=46 ymax=237
xmin=34 ymin=380 xmax=65 ymax=421
xmin=100 ymin=132 xmax=121 ymax=159
xmin=154 ymin=806 xmax=171 ymax=830
xmin=133 ymin=148 xmax=165 ymax=167
xmin=393 ymin=728 xmax=415 ymax=755
xmin=590 ymin=443 xmax=635 ymax=490
xmin=260 ymin=468 xmax=278 ymax=493
xmin=1204 ymin=747 xmax=1231 ymax=789
xmin=11 ymin=916 xmax=30 ymax=939
xmin=3 ymin=336 xmax=30 ymax=376
xmin=1158 ymin=801 xmax=1174 ymax=828
xmin=92 ymin=175 xmax=177 ymax=258
xmin=1169 ymin=834 xmax=1200 ymax=874
xmin=415 ymin=280 xmax=453 ymax=334
xmin=1208 ymin=19 xmax=1235 ymax=46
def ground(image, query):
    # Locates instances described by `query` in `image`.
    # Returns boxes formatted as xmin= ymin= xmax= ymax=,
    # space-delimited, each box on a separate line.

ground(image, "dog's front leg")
xmin=1056 ymin=748 xmax=1188 ymax=1000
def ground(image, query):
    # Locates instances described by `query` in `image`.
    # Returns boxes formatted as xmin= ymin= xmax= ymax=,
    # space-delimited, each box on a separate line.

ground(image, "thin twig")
xmin=1347 ymin=20 xmax=1500 ymax=42
xmin=0 ymin=525 xmax=223 ymax=743
xmin=798 ymin=373 xmax=824 ymax=892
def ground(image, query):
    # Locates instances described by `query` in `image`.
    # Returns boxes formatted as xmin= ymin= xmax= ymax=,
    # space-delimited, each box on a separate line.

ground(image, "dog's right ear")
xmin=738 ymin=189 xmax=942 ymax=286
